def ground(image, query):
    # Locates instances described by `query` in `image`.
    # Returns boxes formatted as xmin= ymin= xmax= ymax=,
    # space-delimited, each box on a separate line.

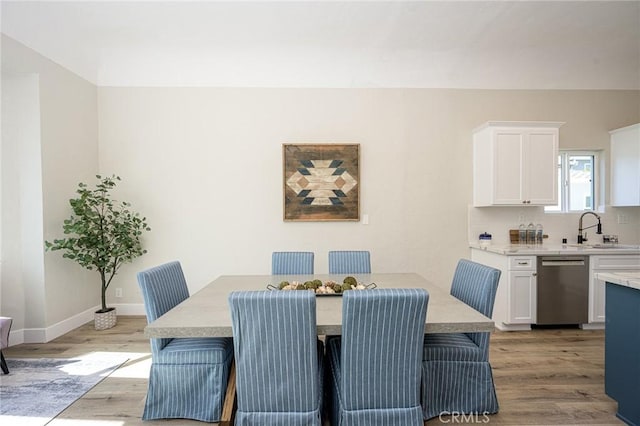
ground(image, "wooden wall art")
xmin=283 ymin=143 xmax=360 ymax=221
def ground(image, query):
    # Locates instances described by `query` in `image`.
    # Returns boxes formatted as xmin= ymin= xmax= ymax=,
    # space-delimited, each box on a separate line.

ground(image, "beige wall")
xmin=1 ymin=73 xmax=45 ymax=334
xmin=1 ymin=35 xmax=99 ymax=342
xmin=98 ymin=88 xmax=640 ymax=304
xmin=2 ymin=35 xmax=639 ymax=341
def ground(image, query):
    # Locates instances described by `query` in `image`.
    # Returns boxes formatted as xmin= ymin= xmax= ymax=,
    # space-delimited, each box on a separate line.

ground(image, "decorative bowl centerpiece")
xmin=267 ymin=276 xmax=376 ymax=296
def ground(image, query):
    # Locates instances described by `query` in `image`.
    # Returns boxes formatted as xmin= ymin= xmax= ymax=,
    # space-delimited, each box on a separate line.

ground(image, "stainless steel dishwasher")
xmin=536 ymin=256 xmax=589 ymax=325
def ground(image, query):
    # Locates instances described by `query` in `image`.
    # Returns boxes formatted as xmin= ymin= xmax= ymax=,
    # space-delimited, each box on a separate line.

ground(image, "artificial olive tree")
xmin=45 ymin=175 xmax=150 ymax=312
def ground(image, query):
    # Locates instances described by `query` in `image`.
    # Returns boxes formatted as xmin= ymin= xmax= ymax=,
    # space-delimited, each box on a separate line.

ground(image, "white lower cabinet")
xmin=589 ymin=255 xmax=640 ymax=323
xmin=471 ymin=249 xmax=536 ymax=330
xmin=508 ymin=267 xmax=537 ymax=324
xmin=472 ymin=249 xmax=640 ymax=331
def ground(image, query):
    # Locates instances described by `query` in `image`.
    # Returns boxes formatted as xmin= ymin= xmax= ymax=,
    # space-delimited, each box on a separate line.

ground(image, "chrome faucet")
xmin=578 ymin=211 xmax=602 ymax=244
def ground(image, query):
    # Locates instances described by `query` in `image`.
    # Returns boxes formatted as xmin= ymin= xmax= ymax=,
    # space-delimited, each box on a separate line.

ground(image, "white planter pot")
xmin=95 ymin=308 xmax=117 ymax=330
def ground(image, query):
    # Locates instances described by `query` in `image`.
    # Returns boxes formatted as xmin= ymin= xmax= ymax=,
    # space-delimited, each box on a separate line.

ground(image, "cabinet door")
xmin=591 ymin=277 xmax=606 ymax=322
xmin=473 ymin=122 xmax=562 ymax=206
xmin=610 ymin=124 xmax=640 ymax=206
xmin=508 ymin=271 xmax=536 ymax=323
xmin=590 ymin=256 xmax=640 ymax=323
xmin=525 ymin=130 xmax=558 ymax=205
xmin=491 ymin=128 xmax=558 ymax=205
xmin=492 ymin=130 xmax=525 ymax=204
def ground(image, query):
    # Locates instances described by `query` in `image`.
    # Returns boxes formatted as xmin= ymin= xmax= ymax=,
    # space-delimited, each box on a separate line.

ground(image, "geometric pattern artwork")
xmin=286 ymin=160 xmax=357 ymax=206
xmin=283 ymin=144 xmax=359 ymax=221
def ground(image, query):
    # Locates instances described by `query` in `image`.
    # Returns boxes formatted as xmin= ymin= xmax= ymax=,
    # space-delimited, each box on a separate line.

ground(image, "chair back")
xmin=450 ymin=259 xmax=501 ymax=354
xmin=272 ymin=251 xmax=314 ymax=274
xmin=0 ymin=317 xmax=12 ymax=349
xmin=341 ymin=288 xmax=428 ymax=410
xmin=137 ymin=261 xmax=190 ymax=355
xmin=229 ymin=290 xmax=320 ymax=415
xmin=328 ymin=250 xmax=371 ymax=274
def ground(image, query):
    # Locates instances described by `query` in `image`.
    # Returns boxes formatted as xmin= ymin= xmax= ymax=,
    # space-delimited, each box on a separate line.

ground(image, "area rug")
xmin=0 ymin=351 xmax=128 ymax=426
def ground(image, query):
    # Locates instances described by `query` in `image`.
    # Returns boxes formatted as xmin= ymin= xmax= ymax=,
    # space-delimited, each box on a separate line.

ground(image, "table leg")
xmin=220 ymin=360 xmax=236 ymax=425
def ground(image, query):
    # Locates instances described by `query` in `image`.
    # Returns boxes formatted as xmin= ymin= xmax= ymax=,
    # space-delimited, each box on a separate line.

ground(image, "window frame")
xmin=545 ymin=150 xmax=601 ymax=213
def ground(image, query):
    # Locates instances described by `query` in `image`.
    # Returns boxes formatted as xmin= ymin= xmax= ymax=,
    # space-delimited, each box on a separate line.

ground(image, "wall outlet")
xmin=115 ymin=288 xmax=123 ymax=298
xmin=617 ymin=214 xmax=628 ymax=224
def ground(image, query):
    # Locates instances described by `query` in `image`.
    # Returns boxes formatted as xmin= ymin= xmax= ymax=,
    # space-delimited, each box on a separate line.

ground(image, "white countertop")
xmin=595 ymin=271 xmax=640 ymax=291
xmin=470 ymin=243 xmax=640 ymax=256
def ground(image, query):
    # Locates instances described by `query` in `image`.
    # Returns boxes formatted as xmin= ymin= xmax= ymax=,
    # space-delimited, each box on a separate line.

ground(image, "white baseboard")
xmin=8 ymin=303 xmax=146 ymax=345
xmin=581 ymin=322 xmax=605 ymax=330
xmin=7 ymin=308 xmax=88 ymax=345
xmin=7 ymin=328 xmax=25 ymax=346
xmin=16 ymin=306 xmax=98 ymax=344
xmin=495 ymin=323 xmax=532 ymax=331
xmin=112 ymin=303 xmax=146 ymax=316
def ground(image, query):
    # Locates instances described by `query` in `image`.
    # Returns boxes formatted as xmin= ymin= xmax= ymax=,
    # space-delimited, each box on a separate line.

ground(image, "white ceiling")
xmin=1 ymin=0 xmax=639 ymax=89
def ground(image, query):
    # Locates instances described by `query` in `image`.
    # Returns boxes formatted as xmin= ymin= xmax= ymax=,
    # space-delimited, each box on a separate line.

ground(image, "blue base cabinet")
xmin=605 ymin=282 xmax=640 ymax=426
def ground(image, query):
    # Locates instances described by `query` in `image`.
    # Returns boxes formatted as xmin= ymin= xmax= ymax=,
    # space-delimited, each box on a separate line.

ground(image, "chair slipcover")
xmin=328 ymin=251 xmax=371 ymax=274
xmin=137 ymin=261 xmax=233 ymax=422
xmin=421 ymin=259 xmax=501 ymax=420
xmin=272 ymin=251 xmax=314 ymax=275
xmin=0 ymin=316 xmax=12 ymax=374
xmin=229 ymin=290 xmax=323 ymax=426
xmin=327 ymin=288 xmax=429 ymax=426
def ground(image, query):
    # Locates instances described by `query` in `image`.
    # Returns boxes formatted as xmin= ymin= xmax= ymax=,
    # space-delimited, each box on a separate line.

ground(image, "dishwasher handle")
xmin=540 ymin=257 xmax=586 ymax=267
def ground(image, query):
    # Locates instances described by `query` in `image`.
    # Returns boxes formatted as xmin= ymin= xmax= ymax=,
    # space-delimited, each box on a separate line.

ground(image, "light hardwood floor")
xmin=3 ymin=317 xmax=623 ymax=425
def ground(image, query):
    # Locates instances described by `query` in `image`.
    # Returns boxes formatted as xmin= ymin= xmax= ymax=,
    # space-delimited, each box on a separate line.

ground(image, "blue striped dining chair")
xmin=229 ymin=290 xmax=323 ymax=425
xmin=137 ymin=261 xmax=234 ymax=422
xmin=421 ymin=259 xmax=501 ymax=420
xmin=272 ymin=251 xmax=314 ymax=275
xmin=326 ymin=288 xmax=429 ymax=426
xmin=328 ymin=250 xmax=371 ymax=274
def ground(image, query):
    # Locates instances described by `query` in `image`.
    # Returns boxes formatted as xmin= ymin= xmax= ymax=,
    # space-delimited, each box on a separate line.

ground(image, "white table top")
xmin=144 ymin=273 xmax=495 ymax=338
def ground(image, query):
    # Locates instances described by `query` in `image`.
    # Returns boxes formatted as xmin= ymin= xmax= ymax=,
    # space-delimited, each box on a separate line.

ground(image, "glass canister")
xmin=526 ymin=223 xmax=535 ymax=245
xmin=536 ymin=224 xmax=543 ymax=244
xmin=518 ymin=223 xmax=526 ymax=244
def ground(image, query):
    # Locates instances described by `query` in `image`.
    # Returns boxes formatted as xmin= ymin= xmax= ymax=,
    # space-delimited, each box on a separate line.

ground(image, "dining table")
xmin=143 ymin=272 xmax=495 ymax=425
xmin=144 ymin=272 xmax=494 ymax=338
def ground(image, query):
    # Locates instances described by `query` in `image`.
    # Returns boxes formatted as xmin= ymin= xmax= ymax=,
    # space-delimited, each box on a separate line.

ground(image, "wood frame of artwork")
xmin=283 ymin=143 xmax=360 ymax=222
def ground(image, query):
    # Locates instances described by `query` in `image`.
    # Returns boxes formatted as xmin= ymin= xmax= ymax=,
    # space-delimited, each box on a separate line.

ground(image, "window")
xmin=545 ymin=151 xmax=599 ymax=213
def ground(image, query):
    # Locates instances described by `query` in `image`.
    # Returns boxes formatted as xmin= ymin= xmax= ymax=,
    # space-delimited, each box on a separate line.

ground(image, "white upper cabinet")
xmin=610 ymin=123 xmax=640 ymax=207
xmin=473 ymin=121 xmax=563 ymax=206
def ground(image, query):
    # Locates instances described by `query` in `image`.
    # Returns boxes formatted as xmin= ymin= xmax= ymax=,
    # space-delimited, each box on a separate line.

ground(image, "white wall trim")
xmin=112 ymin=303 xmax=146 ymax=316
xmin=44 ymin=306 xmax=98 ymax=342
xmin=7 ymin=328 xmax=24 ymax=347
xmin=7 ymin=304 xmax=144 ymax=345
xmin=581 ymin=323 xmax=605 ymax=330
xmin=14 ymin=305 xmax=97 ymax=344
